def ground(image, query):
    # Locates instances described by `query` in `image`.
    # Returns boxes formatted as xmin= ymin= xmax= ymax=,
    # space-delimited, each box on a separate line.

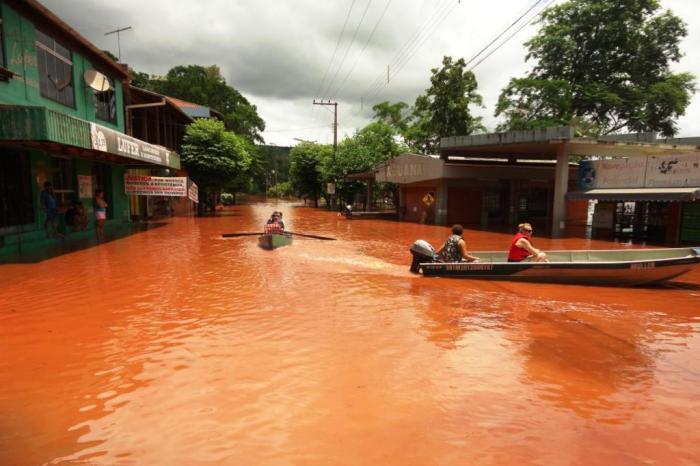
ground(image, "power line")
xmin=320 ymin=0 xmax=374 ymax=100
xmin=329 ymin=0 xmax=394 ymax=99
xmin=362 ymin=0 xmax=457 ymax=101
xmin=464 ymin=0 xmax=545 ymax=68
xmin=313 ymin=0 xmax=358 ymax=101
xmin=364 ymin=0 xmax=460 ymax=103
xmin=361 ymin=0 xmax=453 ymax=99
xmin=468 ymin=0 xmax=557 ymax=71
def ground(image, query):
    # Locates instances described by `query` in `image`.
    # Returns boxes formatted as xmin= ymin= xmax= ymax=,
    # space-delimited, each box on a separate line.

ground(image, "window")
xmin=36 ymin=30 xmax=74 ymax=107
xmin=0 ymin=17 xmax=5 ymax=68
xmin=94 ymin=74 xmax=116 ymax=122
xmin=0 ymin=152 xmax=34 ymax=228
xmin=51 ymin=157 xmax=75 ymax=206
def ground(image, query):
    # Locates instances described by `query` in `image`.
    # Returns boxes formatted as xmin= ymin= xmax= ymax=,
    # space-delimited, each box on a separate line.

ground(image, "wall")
xmin=0 ymin=2 xmax=125 ymax=132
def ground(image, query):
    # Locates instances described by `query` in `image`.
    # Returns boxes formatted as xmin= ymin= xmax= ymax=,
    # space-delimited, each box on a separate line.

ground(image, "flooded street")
xmin=2 ymin=202 xmax=700 ymax=465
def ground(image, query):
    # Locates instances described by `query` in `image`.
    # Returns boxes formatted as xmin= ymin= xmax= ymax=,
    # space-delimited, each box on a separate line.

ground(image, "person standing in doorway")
xmin=40 ymin=181 xmax=62 ymax=238
xmin=94 ymin=189 xmax=108 ymax=242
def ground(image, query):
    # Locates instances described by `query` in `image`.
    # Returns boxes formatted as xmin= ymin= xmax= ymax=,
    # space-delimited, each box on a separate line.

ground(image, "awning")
xmin=566 ymin=187 xmax=700 ymax=202
xmin=0 ymin=105 xmax=180 ymax=169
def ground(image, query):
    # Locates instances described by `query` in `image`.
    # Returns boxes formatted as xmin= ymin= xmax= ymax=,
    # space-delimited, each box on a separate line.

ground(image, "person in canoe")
xmin=436 ymin=224 xmax=480 ymax=263
xmin=264 ymin=212 xmax=285 ymax=235
xmin=508 ymin=223 xmax=548 ymax=262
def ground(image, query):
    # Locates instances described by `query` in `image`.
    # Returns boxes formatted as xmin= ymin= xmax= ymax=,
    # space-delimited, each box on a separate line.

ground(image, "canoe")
xmin=416 ymin=247 xmax=700 ymax=286
xmin=258 ymin=233 xmax=293 ymax=250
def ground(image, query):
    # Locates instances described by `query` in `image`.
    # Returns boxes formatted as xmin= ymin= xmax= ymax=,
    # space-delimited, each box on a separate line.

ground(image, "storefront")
xmin=375 ymin=153 xmax=583 ymax=231
xmin=568 ymin=154 xmax=700 ymax=245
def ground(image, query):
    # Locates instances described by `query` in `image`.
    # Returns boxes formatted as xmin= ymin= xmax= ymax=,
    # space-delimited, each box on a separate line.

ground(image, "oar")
xmin=287 ymin=231 xmax=336 ymax=241
xmin=222 ymin=232 xmax=261 ymax=238
xmin=221 ymin=231 xmax=336 ymax=241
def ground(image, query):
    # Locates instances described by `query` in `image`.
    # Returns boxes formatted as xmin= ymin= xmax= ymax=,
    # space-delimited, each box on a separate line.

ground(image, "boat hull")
xmin=418 ymin=247 xmax=700 ymax=286
xmin=258 ymin=234 xmax=293 ymax=250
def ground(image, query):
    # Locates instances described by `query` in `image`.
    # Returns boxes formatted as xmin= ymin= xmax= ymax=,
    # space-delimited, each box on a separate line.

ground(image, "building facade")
xmin=376 ymin=153 xmax=585 ymax=232
xmin=0 ymin=0 xmax=180 ymax=260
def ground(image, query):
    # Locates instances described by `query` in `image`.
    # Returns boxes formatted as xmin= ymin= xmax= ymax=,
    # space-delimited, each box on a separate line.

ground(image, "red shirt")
xmin=264 ymin=223 xmax=283 ymax=234
xmin=508 ymin=232 xmax=533 ymax=261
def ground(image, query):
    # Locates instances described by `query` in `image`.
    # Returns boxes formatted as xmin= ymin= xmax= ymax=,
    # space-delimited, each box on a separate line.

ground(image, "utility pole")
xmin=104 ymin=26 xmax=132 ymax=61
xmin=312 ymin=99 xmax=338 ymax=156
xmin=313 ymin=99 xmax=338 ymax=209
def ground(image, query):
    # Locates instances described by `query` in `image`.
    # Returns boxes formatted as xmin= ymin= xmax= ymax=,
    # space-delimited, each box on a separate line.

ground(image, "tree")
xmin=321 ymin=122 xmax=407 ymax=207
xmin=495 ymin=0 xmax=696 ymax=136
xmin=289 ymin=142 xmax=332 ymax=207
xmin=181 ymin=119 xmax=251 ymax=213
xmin=372 ymin=101 xmax=411 ymax=132
xmin=408 ymin=56 xmax=484 ymax=153
xmin=152 ymin=65 xmax=266 ymax=142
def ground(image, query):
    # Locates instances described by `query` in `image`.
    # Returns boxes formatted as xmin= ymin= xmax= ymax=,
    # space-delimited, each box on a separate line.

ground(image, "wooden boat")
xmin=415 ymin=247 xmax=700 ymax=286
xmin=258 ymin=233 xmax=293 ymax=250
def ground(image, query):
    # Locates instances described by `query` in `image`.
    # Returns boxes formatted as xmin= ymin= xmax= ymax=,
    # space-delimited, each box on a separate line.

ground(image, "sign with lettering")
xmin=124 ymin=175 xmax=187 ymax=197
xmin=90 ymin=123 xmax=180 ymax=169
xmin=645 ymin=153 xmax=700 ymax=188
xmin=188 ymin=180 xmax=199 ymax=203
xmin=577 ymin=154 xmax=700 ymax=189
xmin=422 ymin=192 xmax=435 ymax=206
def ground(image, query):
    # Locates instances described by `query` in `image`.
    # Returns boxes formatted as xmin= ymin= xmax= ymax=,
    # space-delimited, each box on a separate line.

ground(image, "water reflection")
xmin=1 ymin=202 xmax=699 ymax=465
xmin=521 ymin=309 xmax=655 ymax=423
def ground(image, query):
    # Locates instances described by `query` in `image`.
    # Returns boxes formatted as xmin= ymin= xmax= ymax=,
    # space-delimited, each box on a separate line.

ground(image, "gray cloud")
xmin=42 ymin=0 xmax=700 ymax=145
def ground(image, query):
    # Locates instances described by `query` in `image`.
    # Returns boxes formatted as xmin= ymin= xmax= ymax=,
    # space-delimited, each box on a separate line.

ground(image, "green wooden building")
xmin=0 ymin=0 xmax=180 ymax=260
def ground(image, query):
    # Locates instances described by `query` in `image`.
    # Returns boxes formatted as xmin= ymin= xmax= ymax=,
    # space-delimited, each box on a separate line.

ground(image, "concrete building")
xmin=376 ymin=153 xmax=584 ymax=232
xmin=0 ymin=0 xmax=182 ymax=259
xmin=439 ymin=126 xmax=700 ymax=238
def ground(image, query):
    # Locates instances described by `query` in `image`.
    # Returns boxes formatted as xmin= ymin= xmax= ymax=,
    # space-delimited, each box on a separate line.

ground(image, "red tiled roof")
xmin=167 ymin=97 xmax=204 ymax=109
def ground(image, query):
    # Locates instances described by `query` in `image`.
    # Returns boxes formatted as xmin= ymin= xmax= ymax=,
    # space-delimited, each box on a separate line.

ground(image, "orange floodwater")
xmin=1 ymin=202 xmax=700 ymax=465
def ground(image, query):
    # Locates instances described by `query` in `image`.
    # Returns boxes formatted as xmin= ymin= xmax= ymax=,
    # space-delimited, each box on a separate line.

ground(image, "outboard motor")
xmin=409 ymin=239 xmax=438 ymax=273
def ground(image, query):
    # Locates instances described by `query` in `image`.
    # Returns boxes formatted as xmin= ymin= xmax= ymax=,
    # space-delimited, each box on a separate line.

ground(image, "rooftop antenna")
xmin=104 ymin=26 xmax=132 ymax=61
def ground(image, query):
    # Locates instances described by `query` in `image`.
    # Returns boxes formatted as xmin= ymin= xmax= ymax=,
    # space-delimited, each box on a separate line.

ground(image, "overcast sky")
xmin=43 ymin=0 xmax=700 ymax=147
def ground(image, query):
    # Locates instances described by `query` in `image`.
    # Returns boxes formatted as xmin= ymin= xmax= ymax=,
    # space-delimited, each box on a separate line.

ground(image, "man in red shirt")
xmin=507 ymin=223 xmax=548 ymax=262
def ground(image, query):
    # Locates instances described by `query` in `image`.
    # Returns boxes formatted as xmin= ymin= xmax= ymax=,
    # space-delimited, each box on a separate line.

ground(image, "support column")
xmin=436 ymin=180 xmax=449 ymax=226
xmin=366 ymin=180 xmax=373 ymax=212
xmin=551 ymin=143 xmax=570 ymax=238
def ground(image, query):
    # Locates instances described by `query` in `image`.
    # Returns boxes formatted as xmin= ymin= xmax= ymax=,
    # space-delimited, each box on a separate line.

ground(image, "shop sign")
xmin=188 ymin=180 xmax=199 ymax=203
xmin=90 ymin=123 xmax=180 ymax=169
xmin=124 ymin=175 xmax=187 ymax=197
xmin=578 ymin=158 xmax=646 ymax=189
xmin=78 ymin=175 xmax=93 ymax=198
xmin=578 ymin=154 xmax=700 ymax=189
xmin=645 ymin=153 xmax=700 ymax=188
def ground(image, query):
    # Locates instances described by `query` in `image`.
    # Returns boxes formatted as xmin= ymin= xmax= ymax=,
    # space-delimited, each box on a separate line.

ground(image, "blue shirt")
xmin=41 ymin=190 xmax=57 ymax=211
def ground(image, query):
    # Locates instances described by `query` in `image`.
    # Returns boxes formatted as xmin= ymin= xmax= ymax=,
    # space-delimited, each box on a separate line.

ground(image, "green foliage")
xmin=267 ymin=181 xmax=294 ymax=198
xmin=409 ymin=56 xmax=484 ymax=153
xmin=495 ymin=0 xmax=696 ymax=136
xmin=320 ymin=122 xmax=407 ymax=204
xmin=289 ymin=142 xmax=333 ymax=207
xmin=150 ymin=65 xmax=266 ymax=143
xmin=372 ymin=101 xmax=410 ymax=132
xmin=181 ymin=119 xmax=251 ymax=209
xmin=371 ymin=57 xmax=484 ymax=153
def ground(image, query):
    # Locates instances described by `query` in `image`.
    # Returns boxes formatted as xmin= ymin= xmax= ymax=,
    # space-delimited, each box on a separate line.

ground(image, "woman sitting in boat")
xmin=436 ymin=224 xmax=480 ymax=263
xmin=264 ymin=213 xmax=285 ymax=235
xmin=508 ymin=223 xmax=548 ymax=262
